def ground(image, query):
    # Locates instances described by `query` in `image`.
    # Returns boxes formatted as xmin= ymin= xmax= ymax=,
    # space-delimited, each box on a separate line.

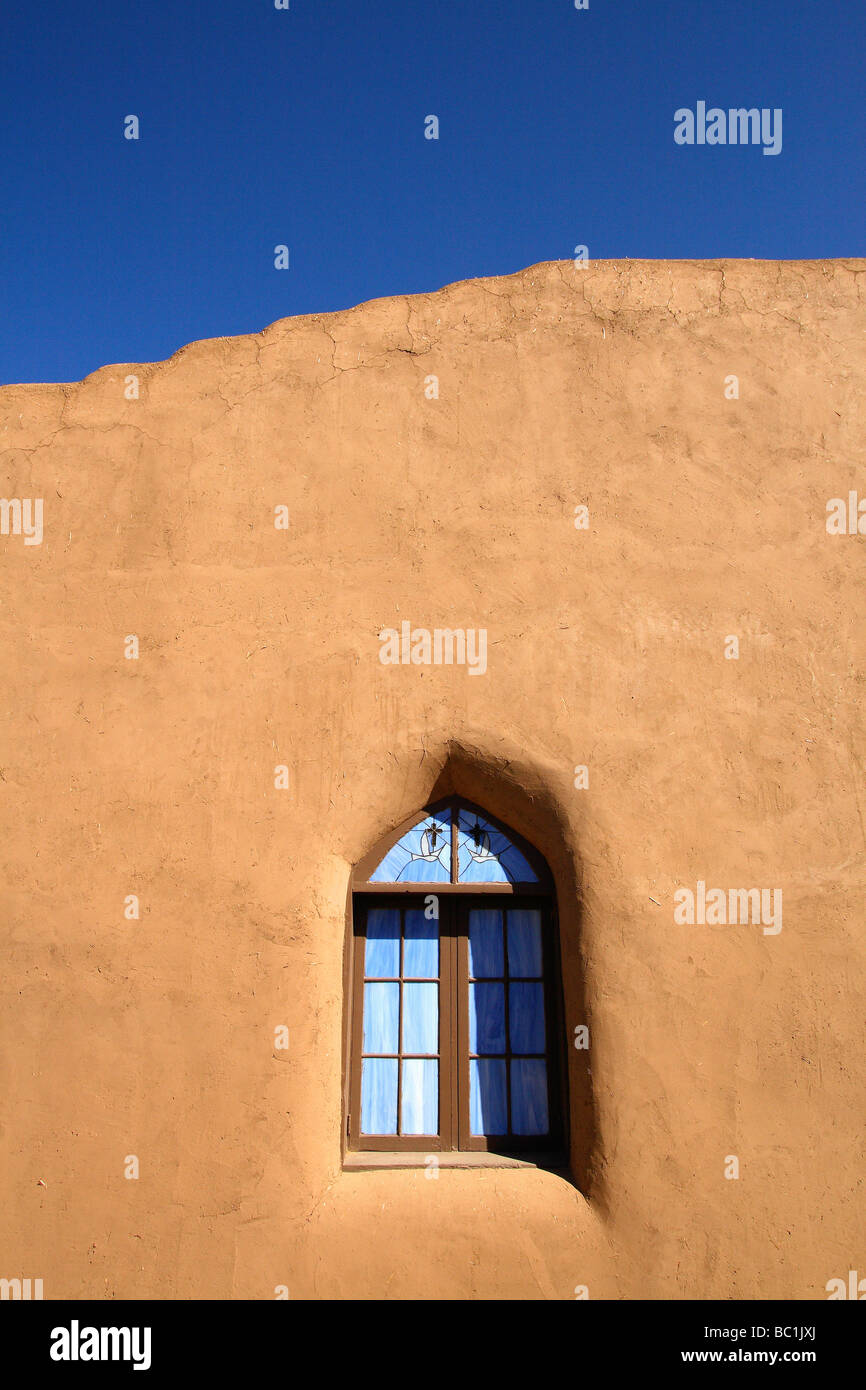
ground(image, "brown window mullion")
xmin=456 ymin=899 xmax=470 ymax=1149
xmin=396 ymin=909 xmax=404 ymax=1137
xmin=348 ymin=902 xmax=368 ymax=1149
xmin=504 ymin=910 xmax=513 ymax=1138
xmin=450 ymin=801 xmax=459 ymax=884
xmin=442 ymin=898 xmax=456 ymax=1150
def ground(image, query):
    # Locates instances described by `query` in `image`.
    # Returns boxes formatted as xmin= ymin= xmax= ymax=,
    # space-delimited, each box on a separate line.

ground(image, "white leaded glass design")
xmin=368 ymin=809 xmax=451 ymax=883
xmin=456 ymin=807 xmax=539 ymax=884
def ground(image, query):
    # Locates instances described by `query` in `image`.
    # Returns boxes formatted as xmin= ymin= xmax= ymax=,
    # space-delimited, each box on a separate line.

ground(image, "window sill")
xmin=343 ymin=1150 xmax=569 ymax=1172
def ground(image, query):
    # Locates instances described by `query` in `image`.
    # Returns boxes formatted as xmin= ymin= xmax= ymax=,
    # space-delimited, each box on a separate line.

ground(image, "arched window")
xmin=347 ymin=799 xmax=566 ymax=1159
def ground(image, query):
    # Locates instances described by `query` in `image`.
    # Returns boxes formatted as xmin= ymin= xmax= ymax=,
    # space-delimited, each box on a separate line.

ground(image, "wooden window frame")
xmin=345 ymin=800 xmax=567 ymax=1157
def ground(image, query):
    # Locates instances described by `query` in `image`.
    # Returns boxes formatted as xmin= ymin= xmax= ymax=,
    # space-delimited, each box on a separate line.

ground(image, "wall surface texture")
xmin=1 ymin=258 xmax=864 ymax=1300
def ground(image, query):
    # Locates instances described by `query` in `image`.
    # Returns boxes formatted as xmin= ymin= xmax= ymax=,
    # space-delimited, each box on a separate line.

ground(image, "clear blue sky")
xmin=2 ymin=0 xmax=864 ymax=384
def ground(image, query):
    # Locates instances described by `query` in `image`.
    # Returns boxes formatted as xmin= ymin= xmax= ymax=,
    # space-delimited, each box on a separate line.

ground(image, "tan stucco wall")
xmin=1 ymin=258 xmax=864 ymax=1300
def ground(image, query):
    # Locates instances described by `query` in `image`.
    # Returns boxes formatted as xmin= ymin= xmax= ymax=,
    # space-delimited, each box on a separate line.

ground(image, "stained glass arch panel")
xmin=368 ymin=809 xmax=452 ymax=883
xmin=362 ymin=801 xmax=544 ymax=886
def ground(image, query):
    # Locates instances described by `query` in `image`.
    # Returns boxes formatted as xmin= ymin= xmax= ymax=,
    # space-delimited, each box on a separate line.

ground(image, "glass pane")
xmin=509 ymin=982 xmax=545 ymax=1053
xmin=368 ymin=811 xmax=451 ymax=883
xmin=403 ymin=910 xmax=439 ymax=978
xmin=470 ymin=1058 xmax=507 ymax=1135
xmin=507 ymin=909 xmax=543 ymax=977
xmin=361 ymin=1057 xmax=398 ymax=1134
xmin=469 ymin=982 xmax=506 ymax=1054
xmin=456 ymin=808 xmax=539 ymax=884
xmin=468 ymin=909 xmax=503 ymax=978
xmin=510 ymin=1059 xmax=549 ymax=1135
xmin=362 ymin=982 xmax=399 ymax=1054
xmin=364 ymin=908 xmax=400 ymax=977
xmin=401 ymin=982 xmax=438 ymax=1054
xmin=401 ymin=1059 xmax=438 ymax=1134
xmin=497 ymin=845 xmax=540 ymax=884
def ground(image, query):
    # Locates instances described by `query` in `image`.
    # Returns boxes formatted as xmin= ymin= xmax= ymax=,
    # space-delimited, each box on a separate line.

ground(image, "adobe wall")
xmin=1 ymin=258 xmax=864 ymax=1299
